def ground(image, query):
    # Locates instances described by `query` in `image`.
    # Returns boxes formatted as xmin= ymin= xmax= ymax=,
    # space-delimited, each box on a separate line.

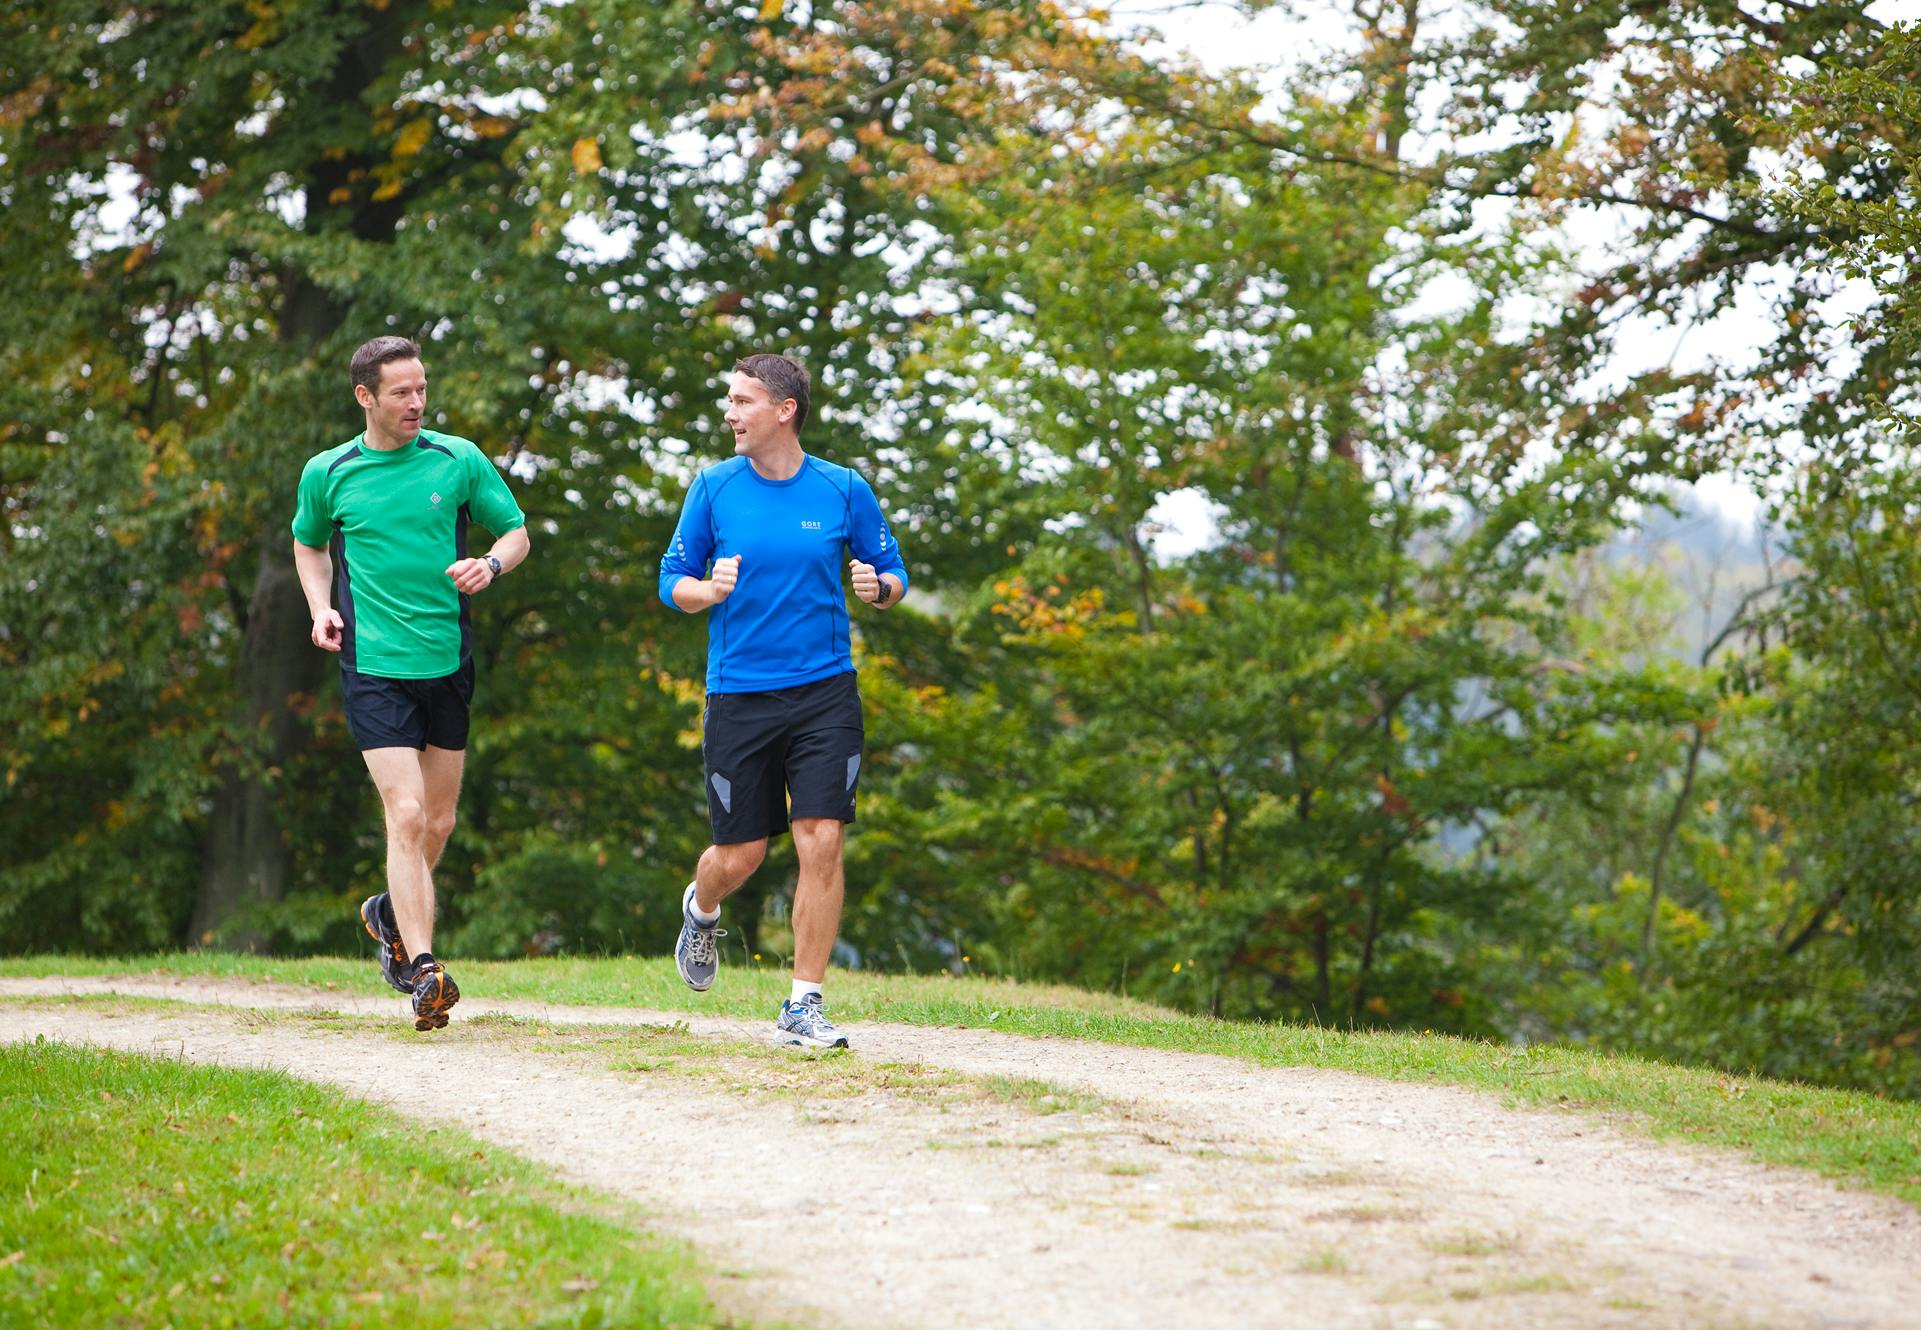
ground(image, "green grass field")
xmin=6 ymin=951 xmax=1921 ymax=1213
xmin=0 ymin=1037 xmax=727 ymax=1330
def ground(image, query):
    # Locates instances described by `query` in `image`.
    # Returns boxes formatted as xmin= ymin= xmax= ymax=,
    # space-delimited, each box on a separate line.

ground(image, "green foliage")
xmin=834 ymin=72 xmax=1703 ymax=1032
xmin=1489 ymin=17 xmax=1921 ymax=1098
xmin=1 ymin=0 xmax=1112 ymax=952
xmin=1772 ymin=21 xmax=1921 ymax=373
xmin=6 ymin=0 xmax=1921 ymax=1102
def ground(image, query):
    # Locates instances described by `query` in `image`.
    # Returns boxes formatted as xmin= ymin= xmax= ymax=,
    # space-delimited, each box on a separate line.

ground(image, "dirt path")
xmin=3 ymin=976 xmax=1917 ymax=1330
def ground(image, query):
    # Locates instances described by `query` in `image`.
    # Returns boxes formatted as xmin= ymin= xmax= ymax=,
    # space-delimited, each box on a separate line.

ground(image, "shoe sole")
xmin=413 ymin=970 xmax=459 ymax=1032
xmin=777 ymin=1029 xmax=849 ymax=1050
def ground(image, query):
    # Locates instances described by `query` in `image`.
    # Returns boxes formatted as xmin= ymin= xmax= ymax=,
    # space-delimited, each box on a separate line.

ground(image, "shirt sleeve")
xmin=659 ymin=473 xmax=716 ymax=610
xmin=464 ymin=443 xmax=527 ymax=534
xmin=848 ymin=473 xmax=908 ymax=594
xmin=291 ymin=454 xmax=333 ymax=547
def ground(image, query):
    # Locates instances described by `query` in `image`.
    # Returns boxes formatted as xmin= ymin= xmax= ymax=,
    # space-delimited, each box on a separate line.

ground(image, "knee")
xmin=425 ymin=810 xmax=457 ymax=847
xmin=385 ymin=796 xmax=427 ymax=845
xmin=713 ymin=839 xmax=767 ymax=878
xmin=792 ymin=819 xmax=844 ymax=861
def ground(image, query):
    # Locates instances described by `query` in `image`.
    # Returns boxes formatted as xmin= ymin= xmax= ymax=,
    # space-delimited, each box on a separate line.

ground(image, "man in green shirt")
xmin=291 ymin=336 xmax=531 ymax=1030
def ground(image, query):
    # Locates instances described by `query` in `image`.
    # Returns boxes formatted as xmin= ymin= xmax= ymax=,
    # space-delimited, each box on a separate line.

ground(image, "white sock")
xmin=790 ymin=979 xmax=822 ymax=1006
xmin=684 ymin=882 xmax=720 ymax=927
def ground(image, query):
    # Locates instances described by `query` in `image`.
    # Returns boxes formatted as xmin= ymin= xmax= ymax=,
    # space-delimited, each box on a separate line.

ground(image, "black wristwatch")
xmin=485 ymin=555 xmax=503 ymax=580
xmin=873 ymin=577 xmax=892 ymax=606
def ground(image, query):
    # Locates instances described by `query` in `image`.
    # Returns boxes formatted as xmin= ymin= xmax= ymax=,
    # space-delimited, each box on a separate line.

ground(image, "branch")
xmin=1037 ymin=847 xmax=1167 ymax=907
xmin=1781 ymin=884 xmax=1847 ymax=956
xmin=1147 ymin=97 xmax=1825 ymax=246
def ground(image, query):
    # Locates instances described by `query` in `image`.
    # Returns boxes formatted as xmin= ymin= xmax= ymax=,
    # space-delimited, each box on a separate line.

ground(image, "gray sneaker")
xmin=674 ymin=882 xmax=725 ymax=992
xmin=776 ymin=993 xmax=848 ymax=1049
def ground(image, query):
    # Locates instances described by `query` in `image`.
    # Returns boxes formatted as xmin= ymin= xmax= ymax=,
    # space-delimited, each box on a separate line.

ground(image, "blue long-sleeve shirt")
xmin=659 ymin=454 xmax=910 ymax=694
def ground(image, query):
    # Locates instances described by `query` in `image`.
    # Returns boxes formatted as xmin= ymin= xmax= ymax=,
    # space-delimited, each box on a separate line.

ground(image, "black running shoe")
xmin=410 ymin=961 xmax=459 ymax=1031
xmin=359 ymin=893 xmax=413 ymax=995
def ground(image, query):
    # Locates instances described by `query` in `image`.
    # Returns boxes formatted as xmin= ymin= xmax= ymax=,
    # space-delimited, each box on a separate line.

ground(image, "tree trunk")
xmin=191 ymin=535 xmax=329 ymax=948
xmin=184 ymin=0 xmax=411 ymax=944
xmin=189 ymin=245 xmax=352 ymax=945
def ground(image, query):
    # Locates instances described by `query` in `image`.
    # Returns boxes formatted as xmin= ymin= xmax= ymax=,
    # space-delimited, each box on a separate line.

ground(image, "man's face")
xmin=723 ymin=371 xmax=792 ymax=456
xmin=356 ymin=357 xmax=427 ymax=441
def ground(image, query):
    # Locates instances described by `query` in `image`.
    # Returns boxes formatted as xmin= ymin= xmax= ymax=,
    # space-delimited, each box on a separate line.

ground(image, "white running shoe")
xmin=775 ymin=992 xmax=849 ymax=1049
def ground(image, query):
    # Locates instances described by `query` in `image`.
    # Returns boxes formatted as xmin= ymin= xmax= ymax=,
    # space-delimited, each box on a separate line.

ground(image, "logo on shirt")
xmin=430 ymin=492 xmax=442 ymax=507
xmin=800 ymin=519 xmax=821 ymax=530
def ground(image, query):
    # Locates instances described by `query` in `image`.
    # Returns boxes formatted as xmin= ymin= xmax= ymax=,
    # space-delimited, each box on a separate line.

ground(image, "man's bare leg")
xmin=789 ymin=818 xmax=845 ymax=984
xmin=362 ymin=747 xmax=435 ymax=957
xmin=675 ymin=839 xmax=765 ymax=994
xmin=694 ymin=838 xmax=767 ymax=914
xmin=420 ymin=745 xmax=466 ymax=872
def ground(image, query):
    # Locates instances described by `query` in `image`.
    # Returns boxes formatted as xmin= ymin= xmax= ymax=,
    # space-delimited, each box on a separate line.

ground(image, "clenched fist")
xmin=709 ymin=554 xmax=741 ymax=604
xmin=446 ymin=557 xmax=496 ymax=594
xmin=850 ymin=559 xmax=887 ymax=605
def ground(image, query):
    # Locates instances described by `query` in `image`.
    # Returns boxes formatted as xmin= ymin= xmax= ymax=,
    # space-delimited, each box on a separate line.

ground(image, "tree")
xmin=0 ymin=0 xmax=1168 ymax=952
xmin=0 ymin=0 xmax=720 ymax=946
xmin=829 ymin=41 xmax=1706 ymax=1026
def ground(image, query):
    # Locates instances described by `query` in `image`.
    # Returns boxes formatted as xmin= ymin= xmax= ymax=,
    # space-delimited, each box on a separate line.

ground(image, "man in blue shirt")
xmin=658 ymin=353 xmax=909 ymax=1048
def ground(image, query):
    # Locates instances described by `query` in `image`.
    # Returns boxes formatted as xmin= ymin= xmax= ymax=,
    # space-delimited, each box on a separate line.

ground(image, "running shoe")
xmin=359 ymin=892 xmax=413 ymax=995
xmin=674 ymin=881 xmax=726 ymax=992
xmin=410 ymin=960 xmax=459 ymax=1031
xmin=775 ymin=993 xmax=848 ymax=1049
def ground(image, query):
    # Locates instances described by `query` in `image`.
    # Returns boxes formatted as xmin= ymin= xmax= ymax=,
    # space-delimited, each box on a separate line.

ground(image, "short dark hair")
xmin=734 ymin=353 xmax=811 ymax=433
xmin=350 ymin=336 xmax=422 ymax=394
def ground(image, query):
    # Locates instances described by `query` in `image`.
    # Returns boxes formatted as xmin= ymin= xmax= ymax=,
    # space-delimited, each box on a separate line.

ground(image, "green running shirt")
xmin=291 ymin=429 xmax=526 ymax=679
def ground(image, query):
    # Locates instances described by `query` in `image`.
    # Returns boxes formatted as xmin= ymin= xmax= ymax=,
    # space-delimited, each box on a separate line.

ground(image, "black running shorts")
xmin=340 ymin=660 xmax=475 ymax=751
xmin=702 ymin=671 xmax=864 ymax=845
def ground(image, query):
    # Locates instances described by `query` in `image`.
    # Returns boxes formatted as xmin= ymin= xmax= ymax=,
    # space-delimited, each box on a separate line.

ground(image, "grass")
xmin=8 ymin=951 xmax=1921 ymax=1208
xmin=1295 ymin=1246 xmax=1350 ymax=1275
xmin=1450 ymin=1271 xmax=1578 ymax=1300
xmin=427 ymin=1012 xmax=1104 ymax=1118
xmin=1424 ymin=1228 xmax=1521 ymax=1258
xmin=980 ymin=1075 xmax=1105 ymax=1116
xmin=0 ymin=1038 xmax=727 ymax=1330
xmin=1307 ymin=1203 xmax=1423 ymax=1225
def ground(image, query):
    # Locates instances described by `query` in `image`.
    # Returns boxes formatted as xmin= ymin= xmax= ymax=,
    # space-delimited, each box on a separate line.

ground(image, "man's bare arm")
xmin=671 ymin=554 xmax=740 ymax=613
xmin=447 ymin=523 xmax=532 ymax=593
xmin=292 ymin=541 xmax=343 ymax=651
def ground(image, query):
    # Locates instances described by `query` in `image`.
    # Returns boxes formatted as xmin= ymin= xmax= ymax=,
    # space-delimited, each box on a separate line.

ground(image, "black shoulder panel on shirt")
xmin=326 ymin=446 xmax=364 ymax=475
xmin=415 ymin=437 xmax=455 ymax=458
